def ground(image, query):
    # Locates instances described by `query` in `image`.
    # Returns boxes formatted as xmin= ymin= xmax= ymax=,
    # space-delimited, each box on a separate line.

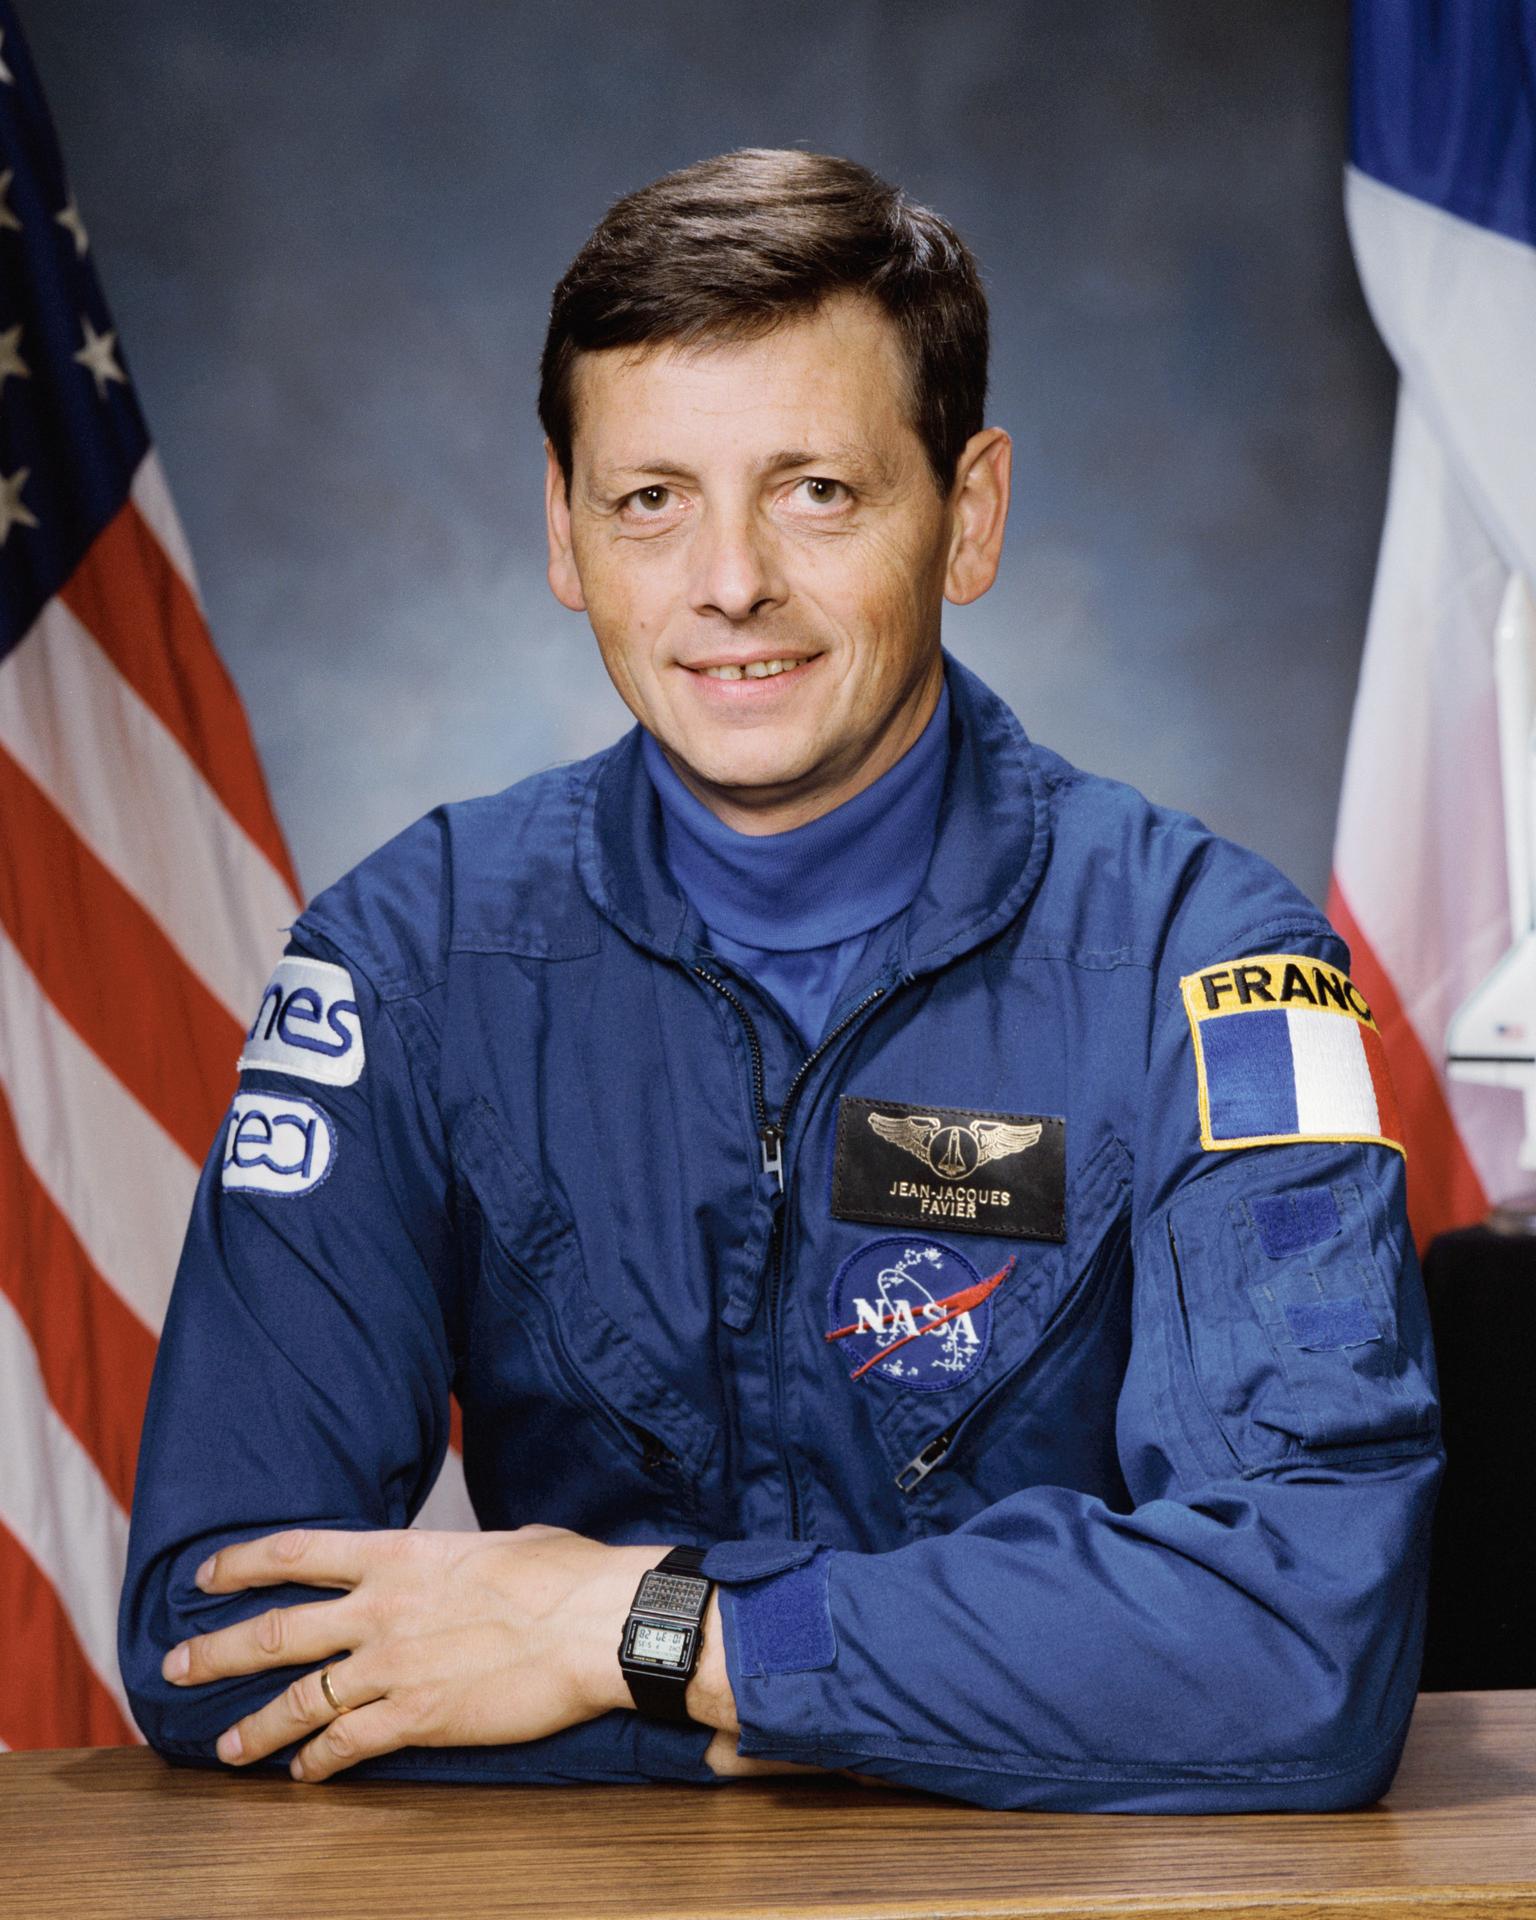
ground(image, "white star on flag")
xmin=74 ymin=315 xmax=127 ymax=398
xmin=0 ymin=465 xmax=39 ymax=545
xmin=0 ymin=323 xmax=27 ymax=394
xmin=0 ymin=167 xmax=21 ymax=233
xmin=56 ymin=194 xmax=89 ymax=257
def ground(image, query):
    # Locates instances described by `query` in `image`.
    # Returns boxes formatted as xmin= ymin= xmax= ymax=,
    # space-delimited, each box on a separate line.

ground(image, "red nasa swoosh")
xmin=825 ymin=1256 xmax=1016 ymax=1381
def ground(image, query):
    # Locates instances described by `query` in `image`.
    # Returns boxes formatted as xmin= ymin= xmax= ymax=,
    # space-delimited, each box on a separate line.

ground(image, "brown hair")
xmin=538 ymin=148 xmax=989 ymax=497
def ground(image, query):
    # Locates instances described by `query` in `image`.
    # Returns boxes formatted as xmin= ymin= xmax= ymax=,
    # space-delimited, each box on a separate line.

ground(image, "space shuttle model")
xmin=1446 ymin=575 xmax=1536 ymax=1175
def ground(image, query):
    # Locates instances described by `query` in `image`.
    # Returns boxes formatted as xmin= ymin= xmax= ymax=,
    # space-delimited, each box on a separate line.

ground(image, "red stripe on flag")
xmin=0 ymin=1088 xmax=158 ymax=1513
xmin=1361 ymin=1023 xmax=1406 ymax=1149
xmin=1328 ymin=878 xmax=1488 ymax=1247
xmin=57 ymin=501 xmax=301 ymax=901
xmin=0 ymin=744 xmax=244 ymax=1162
xmin=0 ymin=1520 xmax=136 ymax=1748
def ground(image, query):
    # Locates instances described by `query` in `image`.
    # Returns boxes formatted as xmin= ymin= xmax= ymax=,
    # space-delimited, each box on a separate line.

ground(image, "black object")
xmin=1420 ymin=1227 xmax=1536 ymax=1690
xmin=832 ymin=1096 xmax=1066 ymax=1240
xmin=618 ymin=1544 xmax=714 ymax=1724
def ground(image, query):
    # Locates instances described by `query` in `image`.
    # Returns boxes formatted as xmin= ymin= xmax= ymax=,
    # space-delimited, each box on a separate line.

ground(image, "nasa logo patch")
xmin=824 ymin=1237 xmax=1014 ymax=1391
xmin=221 ymin=1092 xmax=337 ymax=1197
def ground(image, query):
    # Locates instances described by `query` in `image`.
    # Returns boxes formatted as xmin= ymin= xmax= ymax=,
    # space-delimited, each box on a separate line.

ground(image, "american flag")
xmin=0 ymin=7 xmax=302 ymax=1747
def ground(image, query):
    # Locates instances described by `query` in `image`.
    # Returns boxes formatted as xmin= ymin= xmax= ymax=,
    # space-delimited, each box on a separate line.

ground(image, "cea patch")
xmin=221 ymin=1092 xmax=336 ymax=1197
xmin=825 ymin=1237 xmax=1014 ymax=1390
xmin=1181 ymin=954 xmax=1405 ymax=1154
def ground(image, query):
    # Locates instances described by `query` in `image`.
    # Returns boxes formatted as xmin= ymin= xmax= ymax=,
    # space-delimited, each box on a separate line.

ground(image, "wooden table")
xmin=4 ymin=1691 xmax=1535 ymax=1919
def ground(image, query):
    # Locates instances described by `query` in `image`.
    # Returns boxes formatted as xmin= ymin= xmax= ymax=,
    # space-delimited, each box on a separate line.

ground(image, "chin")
xmin=672 ymin=730 xmax=819 ymax=796
xmin=691 ymin=756 xmax=816 ymax=800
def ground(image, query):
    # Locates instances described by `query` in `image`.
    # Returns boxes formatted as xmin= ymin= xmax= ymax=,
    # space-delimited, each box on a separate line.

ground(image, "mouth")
xmin=680 ymin=652 xmax=822 ymax=690
xmin=695 ymin=656 xmax=808 ymax=682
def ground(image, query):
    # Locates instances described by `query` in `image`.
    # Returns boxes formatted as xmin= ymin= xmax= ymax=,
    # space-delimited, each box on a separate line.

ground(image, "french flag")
xmin=1200 ymin=1006 xmax=1404 ymax=1151
xmin=1329 ymin=0 xmax=1536 ymax=1242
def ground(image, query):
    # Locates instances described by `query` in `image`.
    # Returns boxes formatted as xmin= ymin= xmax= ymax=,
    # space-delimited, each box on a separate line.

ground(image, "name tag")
xmin=832 ymin=1096 xmax=1066 ymax=1241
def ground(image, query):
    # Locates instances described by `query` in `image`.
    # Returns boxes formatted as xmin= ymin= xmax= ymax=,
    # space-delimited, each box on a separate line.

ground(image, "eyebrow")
xmin=592 ymin=444 xmax=897 ymax=490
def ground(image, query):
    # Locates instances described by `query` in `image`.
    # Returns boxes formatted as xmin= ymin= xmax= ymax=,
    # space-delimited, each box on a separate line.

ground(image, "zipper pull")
xmin=895 ymin=1426 xmax=955 ymax=1493
xmin=759 ymin=1124 xmax=785 ymax=1192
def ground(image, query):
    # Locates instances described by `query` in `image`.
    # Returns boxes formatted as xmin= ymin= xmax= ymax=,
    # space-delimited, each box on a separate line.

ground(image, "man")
xmin=120 ymin=148 xmax=1441 ymax=1811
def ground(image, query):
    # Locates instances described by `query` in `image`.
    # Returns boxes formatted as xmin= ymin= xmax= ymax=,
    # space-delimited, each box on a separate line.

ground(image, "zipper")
xmin=895 ymin=1211 xmax=1131 ymax=1493
xmin=693 ymin=965 xmax=888 ymax=1188
xmin=693 ymin=965 xmax=890 ymax=1537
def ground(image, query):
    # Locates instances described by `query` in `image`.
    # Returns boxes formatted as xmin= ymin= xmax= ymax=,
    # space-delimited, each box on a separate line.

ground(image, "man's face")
xmin=545 ymin=292 xmax=1008 ymax=831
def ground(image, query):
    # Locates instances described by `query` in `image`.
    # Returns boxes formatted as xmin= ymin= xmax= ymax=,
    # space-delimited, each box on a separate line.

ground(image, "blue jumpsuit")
xmin=119 ymin=654 xmax=1441 ymax=1810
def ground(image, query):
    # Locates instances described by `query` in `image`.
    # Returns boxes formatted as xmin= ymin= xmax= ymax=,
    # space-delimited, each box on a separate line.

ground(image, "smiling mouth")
xmin=689 ymin=656 xmax=816 ymax=682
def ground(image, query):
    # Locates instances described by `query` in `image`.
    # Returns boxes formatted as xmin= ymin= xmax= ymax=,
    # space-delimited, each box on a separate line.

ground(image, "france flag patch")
xmin=1181 ymin=954 xmax=1405 ymax=1155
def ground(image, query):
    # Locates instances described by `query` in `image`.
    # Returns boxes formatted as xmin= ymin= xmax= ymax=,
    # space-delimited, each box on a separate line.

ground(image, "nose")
xmin=689 ymin=504 xmax=786 ymax=623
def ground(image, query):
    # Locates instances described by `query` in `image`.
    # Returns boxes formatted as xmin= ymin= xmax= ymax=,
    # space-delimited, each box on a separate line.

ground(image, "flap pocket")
xmin=872 ymin=1131 xmax=1134 ymax=1504
xmin=453 ymin=1097 xmax=719 ymax=1486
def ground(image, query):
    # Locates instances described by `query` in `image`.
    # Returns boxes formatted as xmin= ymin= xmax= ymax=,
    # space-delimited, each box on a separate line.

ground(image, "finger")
xmin=163 ymin=1595 xmax=358 ymax=1687
xmin=290 ymin=1696 xmax=413 ymax=1784
xmin=195 ymin=1527 xmax=378 ymax=1595
xmin=215 ymin=1655 xmax=379 ymax=1769
xmin=703 ymin=1729 xmax=823 ymax=1778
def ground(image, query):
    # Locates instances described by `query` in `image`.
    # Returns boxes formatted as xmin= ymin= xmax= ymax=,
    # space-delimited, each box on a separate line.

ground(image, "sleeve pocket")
xmin=1165 ymin=1166 xmax=1438 ymax=1471
xmin=1232 ymin=1178 xmax=1437 ymax=1458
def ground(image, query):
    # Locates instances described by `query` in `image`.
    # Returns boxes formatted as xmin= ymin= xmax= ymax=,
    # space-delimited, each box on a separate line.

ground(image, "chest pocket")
xmin=868 ymin=1131 xmax=1135 ymax=1537
xmin=451 ymin=1097 xmax=719 ymax=1535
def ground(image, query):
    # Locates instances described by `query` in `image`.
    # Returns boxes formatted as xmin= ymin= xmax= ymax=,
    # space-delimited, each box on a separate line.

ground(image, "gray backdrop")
xmin=25 ymin=1 xmax=1394 ymax=906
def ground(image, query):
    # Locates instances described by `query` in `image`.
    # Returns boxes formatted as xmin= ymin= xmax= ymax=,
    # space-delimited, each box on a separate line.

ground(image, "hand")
xmin=161 ymin=1523 xmax=663 ymax=1782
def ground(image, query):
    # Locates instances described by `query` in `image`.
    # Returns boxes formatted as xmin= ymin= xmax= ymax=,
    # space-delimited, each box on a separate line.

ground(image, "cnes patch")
xmin=239 ymin=956 xmax=365 ymax=1088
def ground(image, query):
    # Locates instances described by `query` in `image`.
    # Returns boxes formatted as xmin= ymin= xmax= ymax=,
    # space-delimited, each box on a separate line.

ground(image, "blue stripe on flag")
xmin=1201 ymin=1009 xmax=1298 ymax=1141
xmin=0 ymin=1 xmax=151 ymax=663
xmin=1351 ymin=0 xmax=1536 ymax=250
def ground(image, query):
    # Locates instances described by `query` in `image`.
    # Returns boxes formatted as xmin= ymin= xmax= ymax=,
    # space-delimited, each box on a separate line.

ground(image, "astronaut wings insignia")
xmin=868 ymin=1110 xmax=1041 ymax=1182
xmin=970 ymin=1119 xmax=1043 ymax=1167
xmin=869 ymin=1111 xmax=943 ymax=1166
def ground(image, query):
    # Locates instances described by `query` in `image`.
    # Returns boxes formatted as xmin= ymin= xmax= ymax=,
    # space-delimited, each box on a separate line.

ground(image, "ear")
xmin=942 ymin=428 xmax=1012 ymax=607
xmin=544 ymin=439 xmax=587 ymax=612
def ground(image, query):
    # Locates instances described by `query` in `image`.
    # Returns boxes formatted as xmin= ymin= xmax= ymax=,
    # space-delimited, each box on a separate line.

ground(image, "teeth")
xmin=702 ymin=659 xmax=800 ymax=681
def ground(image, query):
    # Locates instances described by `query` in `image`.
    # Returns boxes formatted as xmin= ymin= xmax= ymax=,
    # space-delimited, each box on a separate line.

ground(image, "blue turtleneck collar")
xmin=641 ymin=679 xmax=951 ymax=1041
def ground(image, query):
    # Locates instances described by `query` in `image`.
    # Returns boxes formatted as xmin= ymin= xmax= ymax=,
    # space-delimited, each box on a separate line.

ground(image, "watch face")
xmin=623 ymin=1614 xmax=698 ymax=1673
xmin=632 ymin=1622 xmax=688 ymax=1667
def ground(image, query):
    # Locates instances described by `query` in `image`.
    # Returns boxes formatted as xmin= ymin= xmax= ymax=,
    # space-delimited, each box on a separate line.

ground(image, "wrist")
xmin=684 ymin=1589 xmax=737 ymax=1733
xmin=581 ymin=1542 xmax=668 ymax=1718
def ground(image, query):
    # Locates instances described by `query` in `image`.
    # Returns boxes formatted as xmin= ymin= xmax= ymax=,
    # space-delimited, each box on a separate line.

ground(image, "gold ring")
xmin=319 ymin=1664 xmax=347 ymax=1715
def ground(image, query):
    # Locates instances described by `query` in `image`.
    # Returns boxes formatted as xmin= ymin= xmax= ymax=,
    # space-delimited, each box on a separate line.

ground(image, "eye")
xmin=793 ymin=476 xmax=849 ymax=509
xmin=623 ymin=485 xmax=674 ymax=515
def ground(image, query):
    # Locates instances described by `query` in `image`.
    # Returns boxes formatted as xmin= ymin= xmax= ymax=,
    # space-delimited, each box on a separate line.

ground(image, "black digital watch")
xmin=618 ymin=1544 xmax=714 ymax=1723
